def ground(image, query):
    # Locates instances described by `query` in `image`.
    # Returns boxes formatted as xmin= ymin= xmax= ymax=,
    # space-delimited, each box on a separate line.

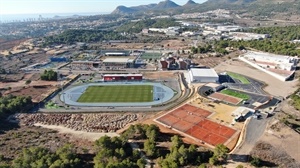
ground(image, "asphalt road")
xmin=231 ymin=113 xmax=271 ymax=161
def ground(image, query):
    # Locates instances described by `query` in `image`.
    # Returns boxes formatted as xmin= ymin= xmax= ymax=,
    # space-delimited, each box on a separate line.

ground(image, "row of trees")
xmin=246 ymin=26 xmax=300 ymax=41
xmin=116 ymin=18 xmax=180 ymax=34
xmin=0 ymin=95 xmax=32 ymax=118
xmin=214 ymin=39 xmax=300 ymax=56
xmin=12 ymin=144 xmax=81 ymax=168
xmin=93 ymin=136 xmax=145 ymax=168
xmin=158 ymin=135 xmax=201 ymax=167
xmin=43 ymin=29 xmax=129 ymax=46
xmin=191 ymin=45 xmax=212 ymax=54
xmin=2 ymin=123 xmax=233 ymax=167
xmin=121 ymin=124 xmax=229 ymax=167
xmin=40 ymin=69 xmax=57 ymax=81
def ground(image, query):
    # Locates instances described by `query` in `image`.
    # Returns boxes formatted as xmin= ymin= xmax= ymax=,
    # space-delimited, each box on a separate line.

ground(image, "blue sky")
xmin=0 ymin=0 xmax=207 ymax=15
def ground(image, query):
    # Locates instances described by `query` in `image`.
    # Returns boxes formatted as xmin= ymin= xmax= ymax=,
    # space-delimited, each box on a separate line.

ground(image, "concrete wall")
xmin=239 ymin=56 xmax=293 ymax=81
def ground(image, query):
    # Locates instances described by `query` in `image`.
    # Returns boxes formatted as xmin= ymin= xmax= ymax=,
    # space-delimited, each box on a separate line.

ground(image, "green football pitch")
xmin=77 ymin=85 xmax=154 ymax=103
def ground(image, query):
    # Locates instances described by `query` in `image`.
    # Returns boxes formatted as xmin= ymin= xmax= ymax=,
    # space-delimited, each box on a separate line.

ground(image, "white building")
xmin=189 ymin=68 xmax=219 ymax=83
xmin=243 ymin=51 xmax=298 ymax=71
xmin=229 ymin=32 xmax=270 ymax=41
xmin=239 ymin=51 xmax=299 ymax=81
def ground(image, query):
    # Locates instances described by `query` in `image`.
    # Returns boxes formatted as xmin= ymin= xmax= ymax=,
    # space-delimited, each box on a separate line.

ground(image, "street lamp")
xmin=62 ymin=92 xmax=66 ymax=109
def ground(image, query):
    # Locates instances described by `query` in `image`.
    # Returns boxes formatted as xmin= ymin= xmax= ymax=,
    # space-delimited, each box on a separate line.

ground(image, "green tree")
xmin=170 ymin=135 xmax=183 ymax=152
xmin=12 ymin=145 xmax=80 ymax=168
xmin=137 ymin=158 xmax=146 ymax=168
xmin=236 ymin=164 xmax=244 ymax=168
xmin=211 ymin=144 xmax=229 ymax=165
xmin=25 ymin=80 xmax=31 ymax=85
xmin=40 ymin=69 xmax=57 ymax=81
xmin=144 ymin=139 xmax=156 ymax=157
xmin=250 ymin=156 xmax=261 ymax=167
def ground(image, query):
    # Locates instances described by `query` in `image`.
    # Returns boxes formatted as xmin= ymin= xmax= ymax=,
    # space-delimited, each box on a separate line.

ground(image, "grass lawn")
xmin=227 ymin=72 xmax=250 ymax=84
xmin=141 ymin=53 xmax=162 ymax=60
xmin=221 ymin=89 xmax=250 ymax=100
xmin=45 ymin=102 xmax=60 ymax=109
xmin=77 ymin=85 xmax=153 ymax=103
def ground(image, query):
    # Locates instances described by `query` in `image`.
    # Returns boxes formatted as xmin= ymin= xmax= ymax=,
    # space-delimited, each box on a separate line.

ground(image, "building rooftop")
xmin=103 ymin=57 xmax=134 ymax=63
xmin=103 ymin=74 xmax=142 ymax=77
xmin=190 ymin=68 xmax=219 ymax=78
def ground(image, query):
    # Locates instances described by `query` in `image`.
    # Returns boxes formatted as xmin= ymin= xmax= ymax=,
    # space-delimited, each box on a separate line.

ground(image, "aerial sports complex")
xmin=60 ymin=82 xmax=175 ymax=107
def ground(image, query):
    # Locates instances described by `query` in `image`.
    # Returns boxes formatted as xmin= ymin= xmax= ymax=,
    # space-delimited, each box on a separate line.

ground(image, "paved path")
xmin=231 ymin=113 xmax=270 ymax=161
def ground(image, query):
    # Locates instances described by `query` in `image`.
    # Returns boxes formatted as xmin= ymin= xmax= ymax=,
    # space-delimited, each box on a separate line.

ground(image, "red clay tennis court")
xmin=156 ymin=104 xmax=237 ymax=146
xmin=208 ymin=92 xmax=242 ymax=105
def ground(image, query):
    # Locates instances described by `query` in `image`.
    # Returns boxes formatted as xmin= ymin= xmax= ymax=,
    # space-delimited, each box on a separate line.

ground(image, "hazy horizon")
xmin=0 ymin=0 xmax=207 ymax=15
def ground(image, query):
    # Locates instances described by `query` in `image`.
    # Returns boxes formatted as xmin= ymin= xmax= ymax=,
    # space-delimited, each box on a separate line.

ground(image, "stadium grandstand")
xmin=102 ymin=57 xmax=136 ymax=68
xmin=103 ymin=74 xmax=143 ymax=82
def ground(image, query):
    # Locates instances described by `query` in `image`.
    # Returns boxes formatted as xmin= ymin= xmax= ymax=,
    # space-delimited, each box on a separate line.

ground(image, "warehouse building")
xmin=102 ymin=57 xmax=136 ymax=68
xmin=189 ymin=68 xmax=219 ymax=83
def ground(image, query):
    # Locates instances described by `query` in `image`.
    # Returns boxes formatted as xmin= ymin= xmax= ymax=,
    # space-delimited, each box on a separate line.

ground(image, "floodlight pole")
xmin=57 ymin=70 xmax=65 ymax=108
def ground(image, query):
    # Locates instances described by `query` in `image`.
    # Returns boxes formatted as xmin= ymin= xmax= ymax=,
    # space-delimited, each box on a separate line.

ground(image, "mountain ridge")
xmin=111 ymin=0 xmax=300 ymax=17
xmin=111 ymin=0 xmax=180 ymax=14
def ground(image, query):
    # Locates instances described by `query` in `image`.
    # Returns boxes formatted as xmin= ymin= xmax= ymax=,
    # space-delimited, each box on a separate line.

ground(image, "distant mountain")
xmin=112 ymin=6 xmax=137 ymax=14
xmin=111 ymin=0 xmax=300 ymax=18
xmin=206 ymin=0 xmax=256 ymax=4
xmin=183 ymin=0 xmax=198 ymax=7
xmin=155 ymin=0 xmax=180 ymax=9
xmin=111 ymin=0 xmax=179 ymax=14
xmin=131 ymin=4 xmax=157 ymax=11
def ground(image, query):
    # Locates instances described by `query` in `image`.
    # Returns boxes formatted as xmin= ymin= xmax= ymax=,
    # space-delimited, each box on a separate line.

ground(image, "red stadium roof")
xmin=103 ymin=74 xmax=142 ymax=77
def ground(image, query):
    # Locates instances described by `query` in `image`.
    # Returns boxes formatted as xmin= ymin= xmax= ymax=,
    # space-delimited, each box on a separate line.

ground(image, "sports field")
xmin=221 ymin=89 xmax=249 ymax=100
xmin=141 ymin=53 xmax=162 ymax=59
xmin=227 ymin=72 xmax=250 ymax=84
xmin=77 ymin=85 xmax=153 ymax=103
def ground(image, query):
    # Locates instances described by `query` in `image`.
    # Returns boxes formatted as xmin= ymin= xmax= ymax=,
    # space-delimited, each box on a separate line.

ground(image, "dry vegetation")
xmin=4 ymin=85 xmax=57 ymax=102
xmin=0 ymin=39 xmax=28 ymax=51
xmin=0 ymin=120 xmax=95 ymax=166
xmin=250 ymin=141 xmax=300 ymax=168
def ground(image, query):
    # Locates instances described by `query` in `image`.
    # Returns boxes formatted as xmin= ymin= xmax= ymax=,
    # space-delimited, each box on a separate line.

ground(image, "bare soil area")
xmin=0 ymin=39 xmax=28 ymax=51
xmin=0 ymin=120 xmax=95 ymax=166
xmin=34 ymin=123 xmax=119 ymax=141
xmin=259 ymin=118 xmax=300 ymax=162
xmin=3 ymin=85 xmax=57 ymax=102
xmin=99 ymin=39 xmax=191 ymax=50
xmin=143 ymin=71 xmax=178 ymax=80
xmin=215 ymin=60 xmax=298 ymax=97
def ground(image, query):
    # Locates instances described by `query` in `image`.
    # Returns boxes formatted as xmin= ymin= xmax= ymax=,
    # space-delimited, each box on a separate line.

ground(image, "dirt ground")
xmin=102 ymin=39 xmax=191 ymax=50
xmin=0 ymin=78 xmax=57 ymax=89
xmin=0 ymin=121 xmax=95 ymax=166
xmin=142 ymin=71 xmax=178 ymax=79
xmin=34 ymin=123 xmax=119 ymax=141
xmin=189 ymin=97 xmax=243 ymax=130
xmin=160 ymin=39 xmax=192 ymax=50
xmin=259 ymin=118 xmax=300 ymax=162
xmin=3 ymin=85 xmax=58 ymax=102
xmin=188 ymin=97 xmax=242 ymax=151
xmin=0 ymin=73 xmax=58 ymax=102
xmin=0 ymin=39 xmax=28 ymax=51
xmin=215 ymin=59 xmax=298 ymax=98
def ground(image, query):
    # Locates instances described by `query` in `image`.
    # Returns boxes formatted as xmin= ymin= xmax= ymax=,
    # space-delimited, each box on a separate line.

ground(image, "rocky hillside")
xmin=111 ymin=0 xmax=300 ymax=18
xmin=111 ymin=0 xmax=180 ymax=14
